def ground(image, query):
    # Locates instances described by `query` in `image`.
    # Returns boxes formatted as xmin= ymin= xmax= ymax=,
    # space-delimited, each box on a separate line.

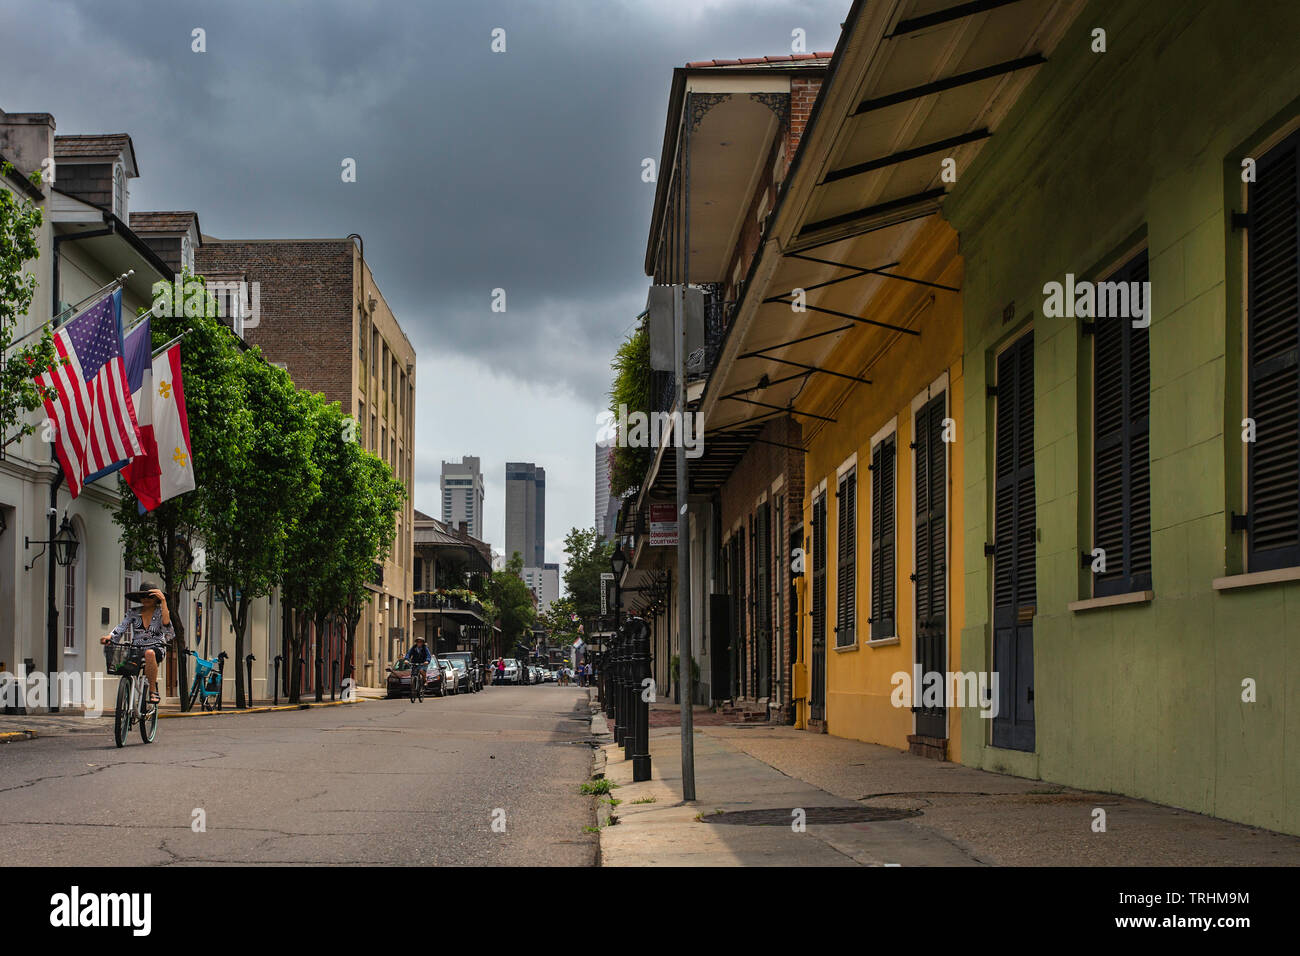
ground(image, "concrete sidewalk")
xmin=591 ymin=698 xmax=1300 ymax=866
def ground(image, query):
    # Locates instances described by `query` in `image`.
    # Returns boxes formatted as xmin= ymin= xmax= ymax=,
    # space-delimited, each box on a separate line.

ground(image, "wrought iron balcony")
xmin=413 ymin=591 xmax=485 ymax=617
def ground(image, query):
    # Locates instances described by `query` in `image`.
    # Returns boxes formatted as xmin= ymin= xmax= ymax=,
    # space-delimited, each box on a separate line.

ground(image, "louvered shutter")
xmin=870 ymin=438 xmax=896 ymax=638
xmin=1093 ymin=251 xmax=1152 ymax=595
xmin=1247 ymin=128 xmax=1300 ymax=572
xmin=836 ymin=471 xmax=856 ymax=646
xmin=995 ymin=334 xmax=1036 ymax=614
xmin=915 ymin=395 xmax=947 ymax=627
xmin=811 ymin=498 xmax=826 ymax=647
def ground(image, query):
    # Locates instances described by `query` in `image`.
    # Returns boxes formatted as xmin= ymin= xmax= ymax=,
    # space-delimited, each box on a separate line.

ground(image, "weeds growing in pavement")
xmin=631 ymin=796 xmax=656 ymax=804
xmin=580 ymin=779 xmax=616 ymax=795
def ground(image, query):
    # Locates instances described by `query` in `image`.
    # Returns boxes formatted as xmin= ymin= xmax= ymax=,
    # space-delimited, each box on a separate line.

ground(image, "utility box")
xmin=646 ymin=285 xmax=705 ymax=373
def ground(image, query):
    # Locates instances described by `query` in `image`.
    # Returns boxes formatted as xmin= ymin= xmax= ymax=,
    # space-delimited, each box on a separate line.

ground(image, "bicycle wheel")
xmin=139 ymin=687 xmax=158 ymax=744
xmin=113 ymin=675 xmax=131 ymax=748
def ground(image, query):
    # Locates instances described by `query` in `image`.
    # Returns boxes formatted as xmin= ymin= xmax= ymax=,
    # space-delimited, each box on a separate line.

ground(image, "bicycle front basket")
xmin=104 ymin=641 xmax=142 ymax=676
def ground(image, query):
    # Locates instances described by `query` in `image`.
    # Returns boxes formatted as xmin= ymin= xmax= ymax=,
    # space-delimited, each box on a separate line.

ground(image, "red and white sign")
xmin=649 ymin=503 xmax=678 ymax=547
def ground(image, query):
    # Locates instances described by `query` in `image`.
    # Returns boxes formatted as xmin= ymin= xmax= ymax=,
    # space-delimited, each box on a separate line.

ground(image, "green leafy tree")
xmin=486 ymin=552 xmax=536 ymax=655
xmin=1 ymin=164 xmax=60 ymax=455
xmin=608 ymin=321 xmax=650 ymax=497
xmin=205 ymin=348 xmax=321 ymax=707
xmin=112 ymin=274 xmax=244 ymax=708
xmin=327 ymin=451 xmax=405 ymax=687
xmin=561 ymin=527 xmax=614 ymax=630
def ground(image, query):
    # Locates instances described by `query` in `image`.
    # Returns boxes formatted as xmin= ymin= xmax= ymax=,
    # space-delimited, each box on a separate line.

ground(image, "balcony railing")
xmin=414 ymin=591 xmax=485 ymax=616
xmin=652 ymin=284 xmax=732 ymax=414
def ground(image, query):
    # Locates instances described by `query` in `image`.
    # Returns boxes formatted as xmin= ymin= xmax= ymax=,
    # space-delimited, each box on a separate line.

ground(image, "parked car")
xmin=446 ymin=657 xmax=474 ymax=694
xmin=441 ymin=652 xmax=482 ymax=691
xmin=386 ymin=659 xmax=443 ymax=698
xmin=437 ymin=658 xmax=458 ymax=694
xmin=500 ymin=658 xmax=521 ymax=685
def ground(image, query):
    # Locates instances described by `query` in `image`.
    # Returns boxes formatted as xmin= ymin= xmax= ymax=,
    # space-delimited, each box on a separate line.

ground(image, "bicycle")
xmin=104 ymin=640 xmax=159 ymax=747
xmin=410 ymin=662 xmax=427 ymax=703
xmin=186 ymin=649 xmax=223 ymax=712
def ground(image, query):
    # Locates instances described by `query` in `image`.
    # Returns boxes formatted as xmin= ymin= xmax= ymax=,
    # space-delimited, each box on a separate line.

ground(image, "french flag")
xmin=121 ymin=319 xmax=195 ymax=512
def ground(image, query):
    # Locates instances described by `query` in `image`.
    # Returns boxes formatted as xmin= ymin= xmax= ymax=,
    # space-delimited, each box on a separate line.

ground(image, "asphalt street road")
xmin=0 ymin=685 xmax=600 ymax=866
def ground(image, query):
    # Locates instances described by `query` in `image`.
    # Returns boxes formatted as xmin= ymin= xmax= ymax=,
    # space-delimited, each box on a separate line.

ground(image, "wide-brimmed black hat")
xmin=126 ymin=581 xmax=163 ymax=602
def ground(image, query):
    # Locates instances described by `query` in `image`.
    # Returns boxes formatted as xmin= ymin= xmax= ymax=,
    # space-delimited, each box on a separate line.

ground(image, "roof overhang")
xmin=699 ymin=0 xmax=1084 ymax=436
xmin=645 ymin=61 xmax=830 ymax=279
xmin=50 ymin=189 xmax=172 ymax=302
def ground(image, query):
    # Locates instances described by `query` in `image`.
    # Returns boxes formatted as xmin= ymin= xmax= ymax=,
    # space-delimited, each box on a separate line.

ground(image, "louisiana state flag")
xmin=122 ymin=319 xmax=196 ymax=512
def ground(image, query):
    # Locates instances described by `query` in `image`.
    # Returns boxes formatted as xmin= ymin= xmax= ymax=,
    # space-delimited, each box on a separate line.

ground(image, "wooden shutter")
xmin=995 ymin=334 xmax=1036 ymax=614
xmin=1093 ymin=250 xmax=1152 ymax=595
xmin=836 ymin=470 xmax=856 ymax=647
xmin=812 ymin=495 xmax=827 ymax=648
xmin=1247 ymin=128 xmax=1300 ymax=572
xmin=870 ymin=438 xmax=896 ymax=638
xmin=915 ymin=395 xmax=947 ymax=629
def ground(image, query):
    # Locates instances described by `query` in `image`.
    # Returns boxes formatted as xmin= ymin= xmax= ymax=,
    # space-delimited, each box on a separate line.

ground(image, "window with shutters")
xmin=835 ymin=468 xmax=856 ymax=647
xmin=1091 ymin=249 xmax=1152 ymax=596
xmin=1245 ymin=126 xmax=1300 ymax=572
xmin=869 ymin=434 xmax=896 ymax=639
xmin=811 ymin=492 xmax=827 ymax=649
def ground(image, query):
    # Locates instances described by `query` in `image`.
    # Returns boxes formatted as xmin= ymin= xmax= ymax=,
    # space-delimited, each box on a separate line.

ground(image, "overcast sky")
xmin=3 ymin=0 xmax=848 ymax=579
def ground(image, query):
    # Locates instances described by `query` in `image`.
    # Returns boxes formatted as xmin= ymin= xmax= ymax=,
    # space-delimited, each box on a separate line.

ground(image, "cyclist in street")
xmin=100 ymin=582 xmax=174 ymax=706
xmin=407 ymin=636 xmax=433 ymax=701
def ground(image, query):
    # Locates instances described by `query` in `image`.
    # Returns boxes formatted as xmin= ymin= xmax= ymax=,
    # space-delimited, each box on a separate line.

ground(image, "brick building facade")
xmin=195 ymin=237 xmax=417 ymax=690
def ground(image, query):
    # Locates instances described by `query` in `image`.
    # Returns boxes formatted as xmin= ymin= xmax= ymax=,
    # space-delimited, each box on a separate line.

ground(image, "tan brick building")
xmin=195 ymin=237 xmax=416 ymax=690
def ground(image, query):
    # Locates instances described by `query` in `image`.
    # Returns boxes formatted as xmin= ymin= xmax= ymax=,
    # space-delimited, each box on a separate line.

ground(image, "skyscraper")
xmin=505 ymin=462 xmax=545 ymax=566
xmin=440 ymin=455 xmax=485 ymax=541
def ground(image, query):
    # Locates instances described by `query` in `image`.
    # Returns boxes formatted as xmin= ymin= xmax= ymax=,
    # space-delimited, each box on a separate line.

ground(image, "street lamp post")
xmin=608 ymin=544 xmax=626 ymax=712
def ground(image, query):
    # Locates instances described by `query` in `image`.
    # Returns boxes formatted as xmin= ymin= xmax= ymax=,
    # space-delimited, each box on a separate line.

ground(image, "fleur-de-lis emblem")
xmin=172 ymin=446 xmax=189 ymax=468
xmin=159 ymin=380 xmax=172 ymax=399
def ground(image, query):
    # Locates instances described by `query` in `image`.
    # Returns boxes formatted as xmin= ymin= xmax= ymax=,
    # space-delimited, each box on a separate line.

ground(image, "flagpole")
xmin=3 ymin=270 xmax=135 ymax=357
xmin=151 ymin=328 xmax=195 ymax=358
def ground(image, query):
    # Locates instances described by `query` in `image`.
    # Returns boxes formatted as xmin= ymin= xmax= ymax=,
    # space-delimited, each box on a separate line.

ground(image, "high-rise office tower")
xmin=440 ymin=456 xmax=485 ymax=541
xmin=505 ymin=462 xmax=545 ymax=567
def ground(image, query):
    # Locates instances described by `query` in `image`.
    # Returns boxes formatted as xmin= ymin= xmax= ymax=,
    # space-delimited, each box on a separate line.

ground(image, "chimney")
xmin=0 ymin=109 xmax=56 ymax=192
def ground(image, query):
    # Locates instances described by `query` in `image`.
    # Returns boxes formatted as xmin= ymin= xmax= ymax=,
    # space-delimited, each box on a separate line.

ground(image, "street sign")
xmin=600 ymin=572 xmax=614 ymax=614
xmin=649 ymin=502 xmax=678 ymax=547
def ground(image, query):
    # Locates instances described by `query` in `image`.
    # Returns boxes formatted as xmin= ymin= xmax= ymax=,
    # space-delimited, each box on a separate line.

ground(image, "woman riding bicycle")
xmin=100 ymin=582 xmax=174 ymax=706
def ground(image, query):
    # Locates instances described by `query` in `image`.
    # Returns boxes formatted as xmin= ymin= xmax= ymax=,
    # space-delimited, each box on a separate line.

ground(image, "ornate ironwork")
xmin=749 ymin=92 xmax=789 ymax=126
xmin=689 ymin=93 xmax=731 ymax=132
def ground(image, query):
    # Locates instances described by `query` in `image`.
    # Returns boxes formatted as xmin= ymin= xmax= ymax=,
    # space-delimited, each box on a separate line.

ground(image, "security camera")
xmin=47 ymin=507 xmax=57 ymax=517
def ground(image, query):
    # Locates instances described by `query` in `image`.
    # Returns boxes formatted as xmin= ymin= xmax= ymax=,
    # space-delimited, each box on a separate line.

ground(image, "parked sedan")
xmin=386 ymin=659 xmax=443 ymax=698
xmin=436 ymin=658 xmax=457 ymax=697
xmin=446 ymin=657 xmax=474 ymax=694
xmin=499 ymin=659 xmax=521 ymax=685
xmin=441 ymin=652 xmax=482 ymax=691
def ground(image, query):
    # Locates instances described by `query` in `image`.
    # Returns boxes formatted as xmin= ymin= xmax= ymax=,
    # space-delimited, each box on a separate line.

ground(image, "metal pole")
xmin=674 ymin=282 xmax=696 ymax=801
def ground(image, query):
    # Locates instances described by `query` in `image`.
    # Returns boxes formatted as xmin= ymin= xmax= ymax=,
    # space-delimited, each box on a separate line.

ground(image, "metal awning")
xmin=699 ymin=0 xmax=1084 ymax=437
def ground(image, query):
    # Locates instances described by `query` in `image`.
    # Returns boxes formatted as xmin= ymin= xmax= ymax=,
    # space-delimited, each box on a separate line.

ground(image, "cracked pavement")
xmin=0 ymin=686 xmax=599 ymax=866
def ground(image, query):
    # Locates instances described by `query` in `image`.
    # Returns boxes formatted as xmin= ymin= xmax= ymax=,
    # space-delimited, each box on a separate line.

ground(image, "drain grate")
xmin=702 ymin=806 xmax=921 ymax=826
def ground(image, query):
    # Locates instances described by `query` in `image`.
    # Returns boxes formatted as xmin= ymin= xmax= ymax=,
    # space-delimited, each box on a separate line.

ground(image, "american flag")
xmin=35 ymin=290 xmax=143 ymax=498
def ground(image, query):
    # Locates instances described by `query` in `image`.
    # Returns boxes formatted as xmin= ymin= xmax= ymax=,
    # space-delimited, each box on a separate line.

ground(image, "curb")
xmin=0 ymin=730 xmax=37 ymax=743
xmin=158 ymin=698 xmax=364 ymax=719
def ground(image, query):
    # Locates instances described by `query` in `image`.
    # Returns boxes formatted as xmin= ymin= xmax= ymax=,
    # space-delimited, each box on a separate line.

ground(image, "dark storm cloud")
xmin=4 ymin=0 xmax=846 ymax=397
xmin=3 ymin=0 xmax=848 ymax=549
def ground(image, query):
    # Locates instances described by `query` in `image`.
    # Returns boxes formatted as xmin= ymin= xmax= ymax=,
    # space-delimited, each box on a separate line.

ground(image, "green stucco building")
xmin=945 ymin=0 xmax=1300 ymax=834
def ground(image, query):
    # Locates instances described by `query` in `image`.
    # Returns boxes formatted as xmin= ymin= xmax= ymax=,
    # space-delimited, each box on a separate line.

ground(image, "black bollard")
xmin=315 ymin=652 xmax=324 ymax=703
xmin=217 ymin=651 xmax=228 ymax=710
xmin=630 ymin=619 xmax=652 ymax=781
xmin=273 ymin=655 xmax=282 ymax=707
xmin=245 ymin=654 xmax=255 ymax=706
xmin=331 ymin=659 xmax=339 ymax=701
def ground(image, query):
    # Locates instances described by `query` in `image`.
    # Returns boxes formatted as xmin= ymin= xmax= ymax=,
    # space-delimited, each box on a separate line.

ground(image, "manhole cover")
xmin=702 ymin=806 xmax=921 ymax=826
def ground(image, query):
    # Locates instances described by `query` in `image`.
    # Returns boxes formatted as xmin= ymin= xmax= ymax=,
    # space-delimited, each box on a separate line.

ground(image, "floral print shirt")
xmin=110 ymin=607 xmax=175 ymax=648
